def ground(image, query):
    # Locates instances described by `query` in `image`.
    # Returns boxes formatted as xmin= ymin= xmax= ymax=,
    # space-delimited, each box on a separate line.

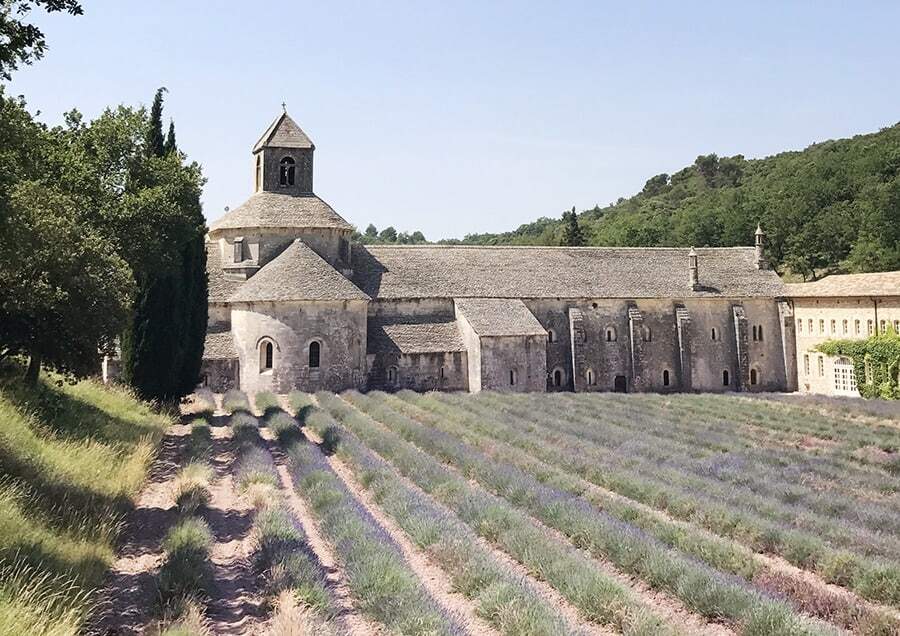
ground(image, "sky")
xmin=8 ymin=1 xmax=900 ymax=240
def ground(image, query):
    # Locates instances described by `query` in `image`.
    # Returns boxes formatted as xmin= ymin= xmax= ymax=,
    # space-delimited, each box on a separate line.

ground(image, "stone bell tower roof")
xmin=252 ymin=110 xmax=314 ymax=152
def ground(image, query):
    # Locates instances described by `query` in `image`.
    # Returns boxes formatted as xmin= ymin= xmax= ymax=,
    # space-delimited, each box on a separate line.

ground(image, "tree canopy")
xmin=455 ymin=123 xmax=900 ymax=279
xmin=0 ymin=0 xmax=83 ymax=80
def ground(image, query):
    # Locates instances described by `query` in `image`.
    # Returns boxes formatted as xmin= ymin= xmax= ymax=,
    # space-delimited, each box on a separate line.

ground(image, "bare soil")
xmin=84 ymin=423 xmax=190 ymax=635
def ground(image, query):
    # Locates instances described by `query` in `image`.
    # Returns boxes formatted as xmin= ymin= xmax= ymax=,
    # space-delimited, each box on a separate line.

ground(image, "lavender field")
xmin=100 ymin=389 xmax=900 ymax=635
xmin=305 ymin=390 xmax=900 ymax=635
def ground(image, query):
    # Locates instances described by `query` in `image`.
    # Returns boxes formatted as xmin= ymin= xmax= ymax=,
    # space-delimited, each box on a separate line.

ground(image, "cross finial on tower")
xmin=281 ymin=101 xmax=287 ymax=113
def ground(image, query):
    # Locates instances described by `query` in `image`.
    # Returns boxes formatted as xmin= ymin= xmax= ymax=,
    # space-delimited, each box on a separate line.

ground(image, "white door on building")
xmin=832 ymin=357 xmax=858 ymax=396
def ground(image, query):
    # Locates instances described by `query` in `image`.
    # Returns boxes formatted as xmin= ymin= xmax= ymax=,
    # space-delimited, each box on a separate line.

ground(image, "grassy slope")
xmin=0 ymin=365 xmax=170 ymax=635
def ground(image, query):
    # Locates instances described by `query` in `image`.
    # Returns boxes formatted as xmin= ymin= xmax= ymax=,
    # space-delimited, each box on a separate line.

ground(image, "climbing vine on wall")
xmin=817 ymin=329 xmax=900 ymax=399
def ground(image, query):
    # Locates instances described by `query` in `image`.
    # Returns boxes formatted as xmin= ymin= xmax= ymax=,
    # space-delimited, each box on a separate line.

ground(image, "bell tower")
xmin=252 ymin=108 xmax=314 ymax=195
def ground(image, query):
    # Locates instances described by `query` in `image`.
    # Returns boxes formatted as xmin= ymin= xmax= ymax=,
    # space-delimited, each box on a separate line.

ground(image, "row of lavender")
xmin=445 ymin=391 xmax=900 ymax=608
xmin=332 ymin=391 xmax=837 ymax=636
xmin=265 ymin=391 xmax=467 ymax=635
xmin=309 ymin=391 xmax=677 ymax=635
xmin=385 ymin=391 xmax=898 ymax=635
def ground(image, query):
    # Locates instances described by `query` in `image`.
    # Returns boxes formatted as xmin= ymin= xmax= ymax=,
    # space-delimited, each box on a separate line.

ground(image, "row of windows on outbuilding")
xmin=798 ymin=317 xmax=899 ymax=337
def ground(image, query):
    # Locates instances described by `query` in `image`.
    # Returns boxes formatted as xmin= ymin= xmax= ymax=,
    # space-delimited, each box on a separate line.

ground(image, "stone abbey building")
xmin=201 ymin=111 xmax=798 ymax=395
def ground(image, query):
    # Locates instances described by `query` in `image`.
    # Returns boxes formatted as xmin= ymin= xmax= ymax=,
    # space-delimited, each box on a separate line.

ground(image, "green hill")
xmin=0 ymin=364 xmax=170 ymax=634
xmin=448 ymin=122 xmax=900 ymax=280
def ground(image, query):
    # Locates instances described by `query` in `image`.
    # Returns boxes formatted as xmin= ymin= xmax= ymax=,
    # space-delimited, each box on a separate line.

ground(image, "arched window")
xmin=758 ymin=325 xmax=763 ymax=341
xmin=552 ymin=368 xmax=565 ymax=387
xmin=642 ymin=326 xmax=652 ymax=342
xmin=279 ymin=156 xmax=296 ymax=186
xmin=255 ymin=155 xmax=262 ymax=191
xmin=387 ymin=366 xmax=398 ymax=385
xmin=797 ymin=319 xmax=802 ymax=333
xmin=750 ymin=368 xmax=758 ymax=385
xmin=711 ymin=327 xmax=718 ymax=341
xmin=663 ymin=369 xmax=670 ymax=387
xmin=867 ymin=320 xmax=874 ymax=336
xmin=722 ymin=369 xmax=730 ymax=387
xmin=509 ymin=369 xmax=517 ymax=386
xmin=308 ymin=341 xmax=321 ymax=368
xmin=752 ymin=325 xmax=757 ymax=341
xmin=585 ymin=368 xmax=596 ymax=386
xmin=842 ymin=319 xmax=848 ymax=334
xmin=548 ymin=329 xmax=557 ymax=343
xmin=259 ymin=339 xmax=274 ymax=372
xmin=606 ymin=326 xmax=617 ymax=342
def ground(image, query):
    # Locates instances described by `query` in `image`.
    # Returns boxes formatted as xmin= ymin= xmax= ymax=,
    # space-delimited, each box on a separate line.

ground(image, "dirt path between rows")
xmin=260 ymin=426 xmax=383 ymax=636
xmin=339 ymin=395 xmax=732 ymax=636
xmin=203 ymin=426 xmax=267 ymax=635
xmin=85 ymin=423 xmax=190 ymax=635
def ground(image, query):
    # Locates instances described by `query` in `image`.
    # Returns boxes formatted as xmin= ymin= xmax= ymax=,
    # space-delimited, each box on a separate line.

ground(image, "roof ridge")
xmin=363 ymin=244 xmax=756 ymax=251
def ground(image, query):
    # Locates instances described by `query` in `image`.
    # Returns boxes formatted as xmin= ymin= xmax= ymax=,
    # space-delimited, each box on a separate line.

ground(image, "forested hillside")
xmin=448 ymin=122 xmax=900 ymax=280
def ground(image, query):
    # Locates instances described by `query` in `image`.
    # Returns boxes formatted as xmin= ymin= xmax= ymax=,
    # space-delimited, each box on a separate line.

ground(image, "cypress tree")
xmin=145 ymin=87 xmax=166 ymax=157
xmin=561 ymin=206 xmax=586 ymax=246
xmin=123 ymin=87 xmax=207 ymax=403
xmin=164 ymin=119 xmax=177 ymax=155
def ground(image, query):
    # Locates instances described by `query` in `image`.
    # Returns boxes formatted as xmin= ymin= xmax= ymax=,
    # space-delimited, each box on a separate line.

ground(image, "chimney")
xmin=689 ymin=247 xmax=700 ymax=290
xmin=755 ymin=223 xmax=767 ymax=270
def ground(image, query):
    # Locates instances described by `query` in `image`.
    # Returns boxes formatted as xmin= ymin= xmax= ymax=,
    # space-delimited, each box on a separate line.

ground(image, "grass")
xmin=187 ymin=418 xmax=213 ymax=461
xmin=254 ymin=391 xmax=281 ymax=419
xmin=0 ymin=364 xmax=171 ymax=634
xmin=222 ymin=389 xmax=250 ymax=414
xmin=158 ymin=517 xmax=214 ymax=601
xmin=172 ymin=462 xmax=213 ymax=514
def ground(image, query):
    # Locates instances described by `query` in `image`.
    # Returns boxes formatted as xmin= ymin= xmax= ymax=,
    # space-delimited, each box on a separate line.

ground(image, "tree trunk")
xmin=25 ymin=353 xmax=41 ymax=384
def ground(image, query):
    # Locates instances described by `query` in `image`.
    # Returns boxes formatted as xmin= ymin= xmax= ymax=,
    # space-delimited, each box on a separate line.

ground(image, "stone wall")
xmin=214 ymin=228 xmax=351 ymax=271
xmin=200 ymin=359 xmax=239 ymax=392
xmin=367 ymin=351 xmax=468 ymax=392
xmin=231 ymin=299 xmax=367 ymax=393
xmin=456 ymin=309 xmax=482 ymax=392
xmin=258 ymin=147 xmax=313 ymax=194
xmin=527 ymin=297 xmax=787 ymax=394
xmin=479 ymin=334 xmax=547 ymax=393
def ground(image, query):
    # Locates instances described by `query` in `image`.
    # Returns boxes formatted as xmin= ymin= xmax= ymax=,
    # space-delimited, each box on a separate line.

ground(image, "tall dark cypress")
xmin=123 ymin=87 xmax=207 ymax=403
xmin=145 ymin=87 xmax=166 ymax=157
xmin=164 ymin=119 xmax=177 ymax=155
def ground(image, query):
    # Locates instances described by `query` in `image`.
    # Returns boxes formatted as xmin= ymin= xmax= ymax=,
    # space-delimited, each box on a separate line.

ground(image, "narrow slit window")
xmin=722 ymin=369 xmax=730 ymax=387
xmin=309 ymin=341 xmax=321 ymax=368
xmin=663 ymin=370 xmax=670 ymax=386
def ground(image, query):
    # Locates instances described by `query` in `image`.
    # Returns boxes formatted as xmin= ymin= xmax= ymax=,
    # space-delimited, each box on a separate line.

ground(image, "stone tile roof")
xmin=455 ymin=298 xmax=546 ymax=337
xmin=253 ymin=111 xmax=314 ymax=152
xmin=206 ymin=242 xmax=244 ymax=303
xmin=209 ymin=192 xmax=354 ymax=233
xmin=367 ymin=316 xmax=465 ymax=354
xmin=351 ymin=245 xmax=786 ymax=300
xmin=203 ymin=325 xmax=237 ymax=359
xmin=229 ymin=239 xmax=370 ymax=303
xmin=785 ymin=271 xmax=900 ymax=298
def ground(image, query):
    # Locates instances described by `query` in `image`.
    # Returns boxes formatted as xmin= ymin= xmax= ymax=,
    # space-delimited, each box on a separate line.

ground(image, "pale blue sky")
xmin=9 ymin=1 xmax=900 ymax=239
